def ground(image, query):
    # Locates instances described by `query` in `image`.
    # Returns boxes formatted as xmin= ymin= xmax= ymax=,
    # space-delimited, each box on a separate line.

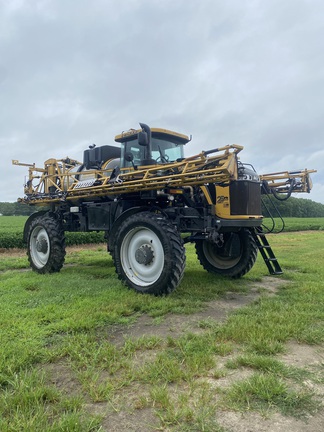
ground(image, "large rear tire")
xmin=27 ymin=214 xmax=66 ymax=273
xmin=195 ymin=229 xmax=258 ymax=278
xmin=113 ymin=212 xmax=186 ymax=295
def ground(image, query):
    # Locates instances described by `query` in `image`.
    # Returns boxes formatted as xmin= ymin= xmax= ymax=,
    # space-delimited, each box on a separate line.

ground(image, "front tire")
xmin=195 ymin=229 xmax=258 ymax=278
xmin=27 ymin=214 xmax=66 ymax=273
xmin=113 ymin=212 xmax=186 ymax=295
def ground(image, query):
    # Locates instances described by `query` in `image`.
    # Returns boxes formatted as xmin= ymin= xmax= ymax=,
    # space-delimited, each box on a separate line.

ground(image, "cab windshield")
xmin=121 ymin=138 xmax=184 ymax=168
xmin=151 ymin=138 xmax=184 ymax=162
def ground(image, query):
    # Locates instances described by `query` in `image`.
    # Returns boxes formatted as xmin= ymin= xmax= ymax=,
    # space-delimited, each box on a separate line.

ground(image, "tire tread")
xmin=27 ymin=215 xmax=66 ymax=274
xmin=113 ymin=212 xmax=185 ymax=295
xmin=195 ymin=229 xmax=258 ymax=278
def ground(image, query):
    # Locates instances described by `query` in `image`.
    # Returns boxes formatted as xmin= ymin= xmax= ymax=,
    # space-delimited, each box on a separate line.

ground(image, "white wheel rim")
xmin=120 ymin=227 xmax=165 ymax=286
xmin=30 ymin=226 xmax=50 ymax=269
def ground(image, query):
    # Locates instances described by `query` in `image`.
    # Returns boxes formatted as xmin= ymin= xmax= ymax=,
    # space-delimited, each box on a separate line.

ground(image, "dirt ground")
xmin=46 ymin=275 xmax=324 ymax=432
xmin=4 ymin=247 xmax=324 ymax=431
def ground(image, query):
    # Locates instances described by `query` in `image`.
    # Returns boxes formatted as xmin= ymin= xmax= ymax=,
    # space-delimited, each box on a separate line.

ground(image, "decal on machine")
xmin=216 ymin=195 xmax=229 ymax=205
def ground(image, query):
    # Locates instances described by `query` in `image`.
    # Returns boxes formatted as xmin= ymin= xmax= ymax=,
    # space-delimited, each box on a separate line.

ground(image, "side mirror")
xmin=125 ymin=152 xmax=134 ymax=162
xmin=124 ymin=151 xmax=137 ymax=170
xmin=138 ymin=131 xmax=148 ymax=146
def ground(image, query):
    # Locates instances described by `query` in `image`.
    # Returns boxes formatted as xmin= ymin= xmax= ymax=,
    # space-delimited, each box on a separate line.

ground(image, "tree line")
xmin=261 ymin=196 xmax=324 ymax=218
xmin=1 ymin=196 xmax=324 ymax=217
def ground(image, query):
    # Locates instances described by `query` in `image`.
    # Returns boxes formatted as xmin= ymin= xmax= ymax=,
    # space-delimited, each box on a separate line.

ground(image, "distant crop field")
xmin=0 ymin=216 xmax=28 ymax=248
xmin=0 ymin=215 xmax=27 ymax=230
xmin=1 ymin=216 xmax=324 ymax=249
xmin=0 ymin=216 xmax=105 ymax=248
xmin=263 ymin=217 xmax=324 ymax=232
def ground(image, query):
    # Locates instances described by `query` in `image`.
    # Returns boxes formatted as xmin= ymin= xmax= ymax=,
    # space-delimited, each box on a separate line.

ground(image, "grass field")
xmin=263 ymin=217 xmax=324 ymax=232
xmin=0 ymin=222 xmax=323 ymax=430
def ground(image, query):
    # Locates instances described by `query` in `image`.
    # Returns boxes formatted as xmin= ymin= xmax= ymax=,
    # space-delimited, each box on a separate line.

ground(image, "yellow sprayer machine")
xmin=13 ymin=123 xmax=316 ymax=295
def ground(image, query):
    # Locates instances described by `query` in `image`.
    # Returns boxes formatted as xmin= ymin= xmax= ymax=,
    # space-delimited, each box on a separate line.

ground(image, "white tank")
xmin=63 ymin=158 xmax=120 ymax=191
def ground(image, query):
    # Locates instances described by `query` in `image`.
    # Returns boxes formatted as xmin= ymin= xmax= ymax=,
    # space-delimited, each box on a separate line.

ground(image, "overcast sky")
xmin=1 ymin=0 xmax=323 ymax=203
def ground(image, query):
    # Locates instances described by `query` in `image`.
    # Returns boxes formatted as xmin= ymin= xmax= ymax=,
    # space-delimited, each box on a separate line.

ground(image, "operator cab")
xmin=115 ymin=123 xmax=190 ymax=169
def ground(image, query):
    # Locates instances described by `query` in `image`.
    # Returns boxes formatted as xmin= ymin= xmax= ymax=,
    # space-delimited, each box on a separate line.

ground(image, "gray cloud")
xmin=1 ymin=0 xmax=323 ymax=203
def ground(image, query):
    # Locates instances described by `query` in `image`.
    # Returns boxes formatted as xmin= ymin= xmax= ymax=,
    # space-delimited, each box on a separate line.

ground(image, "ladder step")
xmin=252 ymin=229 xmax=283 ymax=275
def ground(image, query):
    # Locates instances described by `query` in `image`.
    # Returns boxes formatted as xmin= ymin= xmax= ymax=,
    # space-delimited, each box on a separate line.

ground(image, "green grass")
xmin=225 ymin=354 xmax=311 ymax=380
xmin=0 ymin=231 xmax=323 ymax=429
xmin=0 ymin=216 xmax=28 ymax=248
xmin=0 ymin=215 xmax=27 ymax=230
xmin=223 ymin=373 xmax=317 ymax=417
xmin=263 ymin=217 xmax=324 ymax=232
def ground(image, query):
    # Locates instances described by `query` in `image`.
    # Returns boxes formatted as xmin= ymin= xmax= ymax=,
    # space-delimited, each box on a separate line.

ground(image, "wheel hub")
xmin=36 ymin=238 xmax=48 ymax=254
xmin=135 ymin=245 xmax=154 ymax=265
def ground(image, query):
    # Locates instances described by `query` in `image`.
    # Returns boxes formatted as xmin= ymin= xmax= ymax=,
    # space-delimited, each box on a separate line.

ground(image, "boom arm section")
xmin=13 ymin=145 xmax=243 ymax=204
xmin=260 ymin=169 xmax=317 ymax=199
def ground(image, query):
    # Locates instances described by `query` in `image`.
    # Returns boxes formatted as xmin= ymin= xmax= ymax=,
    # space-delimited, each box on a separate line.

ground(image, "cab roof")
xmin=115 ymin=127 xmax=190 ymax=145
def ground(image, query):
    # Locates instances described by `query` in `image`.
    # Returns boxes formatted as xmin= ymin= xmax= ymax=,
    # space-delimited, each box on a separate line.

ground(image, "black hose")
xmin=271 ymin=179 xmax=296 ymax=201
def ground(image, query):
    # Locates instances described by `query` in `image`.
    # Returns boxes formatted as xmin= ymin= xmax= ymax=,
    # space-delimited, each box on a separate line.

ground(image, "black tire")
xmin=27 ymin=214 xmax=66 ymax=273
xmin=195 ymin=229 xmax=258 ymax=278
xmin=113 ymin=212 xmax=186 ymax=295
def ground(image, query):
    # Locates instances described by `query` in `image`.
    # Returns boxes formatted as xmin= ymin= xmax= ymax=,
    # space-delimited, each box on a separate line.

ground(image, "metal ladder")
xmin=252 ymin=228 xmax=283 ymax=275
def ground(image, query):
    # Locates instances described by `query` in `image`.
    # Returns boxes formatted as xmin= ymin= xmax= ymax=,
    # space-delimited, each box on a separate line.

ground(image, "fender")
xmin=108 ymin=206 xmax=149 ymax=251
xmin=23 ymin=210 xmax=61 ymax=243
xmin=23 ymin=211 xmax=48 ymax=243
